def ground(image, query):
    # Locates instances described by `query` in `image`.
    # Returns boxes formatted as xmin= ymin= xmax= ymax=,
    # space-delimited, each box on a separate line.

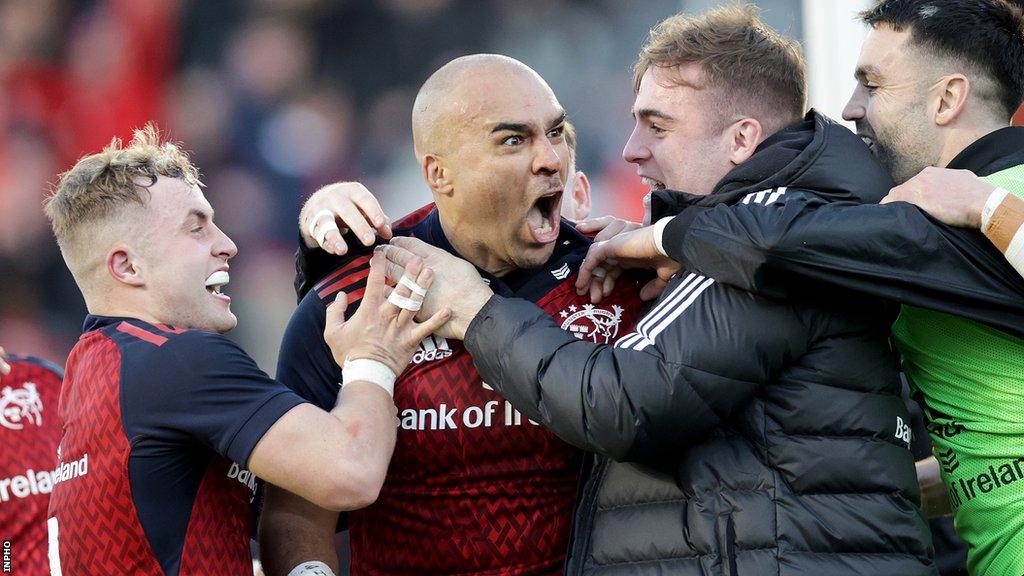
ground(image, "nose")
xmin=532 ymin=136 xmax=562 ymax=176
xmin=842 ymin=85 xmax=866 ymax=123
xmin=212 ymin=223 xmax=238 ymax=260
xmin=622 ymin=124 xmax=650 ymax=165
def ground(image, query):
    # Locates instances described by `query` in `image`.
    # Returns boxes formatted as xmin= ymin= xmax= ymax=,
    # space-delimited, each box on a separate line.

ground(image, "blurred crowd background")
xmin=3 ymin=0 xmax=1018 ymax=371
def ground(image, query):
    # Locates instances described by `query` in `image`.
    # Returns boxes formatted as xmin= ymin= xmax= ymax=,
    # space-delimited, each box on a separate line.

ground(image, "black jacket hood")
xmin=651 ymin=109 xmax=895 ymax=219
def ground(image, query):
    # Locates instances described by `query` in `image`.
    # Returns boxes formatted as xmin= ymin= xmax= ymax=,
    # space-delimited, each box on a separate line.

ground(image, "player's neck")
xmin=86 ymin=292 xmax=162 ymax=324
xmin=436 ymin=212 xmax=514 ymax=277
xmin=938 ymin=116 xmax=1007 ymax=168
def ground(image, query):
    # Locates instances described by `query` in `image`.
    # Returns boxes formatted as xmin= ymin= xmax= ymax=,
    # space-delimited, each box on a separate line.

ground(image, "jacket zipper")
xmin=566 ymin=456 xmax=609 ymax=575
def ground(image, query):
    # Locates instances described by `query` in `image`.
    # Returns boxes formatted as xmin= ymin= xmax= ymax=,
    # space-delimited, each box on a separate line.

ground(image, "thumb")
xmin=640 ymin=277 xmax=668 ymax=301
xmin=575 ymin=216 xmax=611 ymax=233
xmin=325 ymin=292 xmax=349 ymax=328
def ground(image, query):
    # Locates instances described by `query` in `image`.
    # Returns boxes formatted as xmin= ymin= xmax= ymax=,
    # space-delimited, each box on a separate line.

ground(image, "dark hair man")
xmin=579 ymin=1 xmax=1024 ymax=574
xmin=260 ymin=55 xmax=646 ymax=575
xmin=41 ymin=126 xmax=447 ymax=575
xmin=380 ymin=6 xmax=936 ymax=575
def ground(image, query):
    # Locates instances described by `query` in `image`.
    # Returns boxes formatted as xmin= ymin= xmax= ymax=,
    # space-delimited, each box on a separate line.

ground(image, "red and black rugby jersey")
xmin=47 ymin=317 xmax=305 ymax=575
xmin=0 ymin=354 xmax=63 ymax=576
xmin=278 ymin=206 xmax=646 ymax=575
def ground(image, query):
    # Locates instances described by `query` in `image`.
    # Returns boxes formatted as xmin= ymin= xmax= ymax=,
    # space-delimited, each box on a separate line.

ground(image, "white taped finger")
xmin=307 ymin=209 xmax=335 ymax=239
xmin=399 ymin=274 xmax=428 ymax=296
xmin=314 ymin=220 xmax=340 ymax=247
xmin=387 ymin=291 xmax=423 ymax=311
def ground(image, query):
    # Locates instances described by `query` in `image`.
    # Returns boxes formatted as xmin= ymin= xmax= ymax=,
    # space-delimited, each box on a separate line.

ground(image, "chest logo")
xmin=559 ymin=304 xmax=624 ymax=344
xmin=410 ymin=335 xmax=453 ymax=365
xmin=1 ymin=382 xmax=43 ymax=430
xmin=551 ymin=263 xmax=571 ymax=280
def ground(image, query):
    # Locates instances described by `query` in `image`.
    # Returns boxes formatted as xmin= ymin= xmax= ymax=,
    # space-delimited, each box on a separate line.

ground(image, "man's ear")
xmin=933 ymin=74 xmax=970 ymax=127
xmin=727 ymin=117 xmax=764 ymax=165
xmin=422 ymin=154 xmax=454 ymax=198
xmin=569 ymin=171 xmax=592 ymax=221
xmin=107 ymin=246 xmax=145 ymax=287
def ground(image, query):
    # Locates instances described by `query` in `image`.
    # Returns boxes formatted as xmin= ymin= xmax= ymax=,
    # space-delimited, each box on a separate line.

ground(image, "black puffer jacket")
xmin=465 ymin=111 xmax=937 ymax=575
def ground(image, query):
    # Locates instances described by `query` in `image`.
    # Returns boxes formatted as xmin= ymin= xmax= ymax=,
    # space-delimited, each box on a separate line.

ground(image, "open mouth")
xmin=858 ymin=134 xmax=876 ymax=153
xmin=641 ymin=176 xmax=666 ymax=191
xmin=205 ymin=270 xmax=231 ymax=302
xmin=527 ymin=190 xmax=563 ymax=244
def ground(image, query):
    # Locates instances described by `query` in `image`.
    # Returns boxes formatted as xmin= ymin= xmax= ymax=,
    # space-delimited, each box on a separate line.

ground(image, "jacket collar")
xmin=946 ymin=126 xmax=1024 ymax=177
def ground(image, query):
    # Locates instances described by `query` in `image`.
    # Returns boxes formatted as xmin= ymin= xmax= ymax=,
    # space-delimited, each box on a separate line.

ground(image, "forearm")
xmin=665 ymin=201 xmax=934 ymax=298
xmin=259 ymin=486 xmax=341 ymax=576
xmin=325 ymin=382 xmax=397 ymax=497
xmin=917 ymin=456 xmax=952 ymax=518
xmin=466 ymin=296 xmax=739 ymax=464
xmin=248 ymin=385 xmax=395 ymax=511
xmin=665 ymin=200 xmax=1024 ymax=336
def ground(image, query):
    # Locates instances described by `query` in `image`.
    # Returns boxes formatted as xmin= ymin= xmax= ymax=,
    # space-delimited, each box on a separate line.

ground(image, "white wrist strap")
xmin=651 ymin=216 xmax=673 ymax=257
xmin=288 ymin=561 xmax=336 ymax=576
xmin=981 ymin=188 xmax=1009 ymax=230
xmin=342 ymin=358 xmax=396 ymax=396
xmin=1006 ymin=225 xmax=1024 ymax=278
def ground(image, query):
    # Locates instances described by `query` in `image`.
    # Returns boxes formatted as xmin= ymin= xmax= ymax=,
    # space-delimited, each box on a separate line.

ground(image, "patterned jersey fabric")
xmin=278 ymin=205 xmax=646 ymax=575
xmin=47 ymin=317 xmax=305 ymax=575
xmin=0 ymin=355 xmax=63 ymax=576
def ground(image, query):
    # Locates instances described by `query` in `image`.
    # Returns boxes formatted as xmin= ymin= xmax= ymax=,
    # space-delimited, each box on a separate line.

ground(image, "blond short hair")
xmin=633 ymin=4 xmax=806 ymax=130
xmin=45 ymin=124 xmax=201 ymax=249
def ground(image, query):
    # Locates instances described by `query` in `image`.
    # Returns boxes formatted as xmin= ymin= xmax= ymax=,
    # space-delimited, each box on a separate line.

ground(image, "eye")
xmin=649 ymin=123 xmax=666 ymax=135
xmin=546 ymin=126 xmax=565 ymax=139
xmin=862 ymin=82 xmax=879 ymax=94
xmin=191 ymin=226 xmax=205 ymax=234
xmin=502 ymin=135 xmax=525 ymax=146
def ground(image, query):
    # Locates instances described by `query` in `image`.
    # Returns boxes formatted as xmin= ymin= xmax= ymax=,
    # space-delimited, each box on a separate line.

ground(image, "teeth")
xmin=538 ymin=218 xmax=552 ymax=234
xmin=205 ymin=270 xmax=229 ymax=289
xmin=641 ymin=176 xmax=666 ymax=190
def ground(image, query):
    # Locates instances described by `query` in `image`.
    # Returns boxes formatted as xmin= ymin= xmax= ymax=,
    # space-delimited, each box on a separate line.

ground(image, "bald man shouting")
xmin=260 ymin=55 xmax=645 ymax=576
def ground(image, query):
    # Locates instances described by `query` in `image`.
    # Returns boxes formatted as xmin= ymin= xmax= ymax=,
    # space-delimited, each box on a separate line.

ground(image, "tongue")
xmin=527 ymin=205 xmax=544 ymax=229
xmin=205 ymin=270 xmax=229 ymax=287
xmin=528 ymin=205 xmax=559 ymax=243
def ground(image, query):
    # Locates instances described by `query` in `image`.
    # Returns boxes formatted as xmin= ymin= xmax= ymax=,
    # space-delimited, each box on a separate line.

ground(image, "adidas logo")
xmin=410 ymin=335 xmax=453 ymax=365
xmin=551 ymin=263 xmax=570 ymax=280
xmin=740 ymin=187 xmax=787 ymax=205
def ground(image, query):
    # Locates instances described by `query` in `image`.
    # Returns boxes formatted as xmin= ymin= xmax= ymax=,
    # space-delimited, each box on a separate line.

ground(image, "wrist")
xmin=651 ymin=217 xmax=673 ymax=257
xmin=341 ymin=358 xmax=397 ymax=396
xmin=451 ymin=287 xmax=493 ymax=339
xmin=982 ymin=190 xmax=1024 ymax=255
xmin=980 ymin=187 xmax=1009 ymax=231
